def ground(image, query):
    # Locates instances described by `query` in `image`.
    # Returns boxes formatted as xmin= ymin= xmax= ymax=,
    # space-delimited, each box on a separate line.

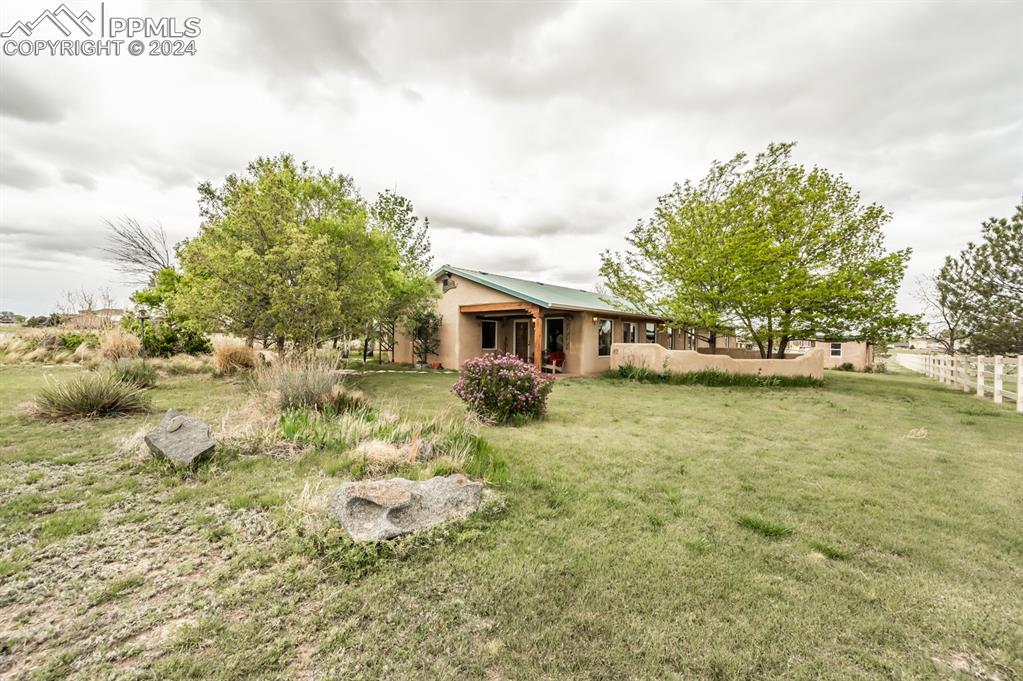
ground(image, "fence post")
xmin=1017 ymin=356 xmax=1022 ymax=413
xmin=976 ymin=356 xmax=985 ymax=396
xmin=993 ymin=355 xmax=1003 ymax=404
xmin=962 ymin=355 xmax=970 ymax=392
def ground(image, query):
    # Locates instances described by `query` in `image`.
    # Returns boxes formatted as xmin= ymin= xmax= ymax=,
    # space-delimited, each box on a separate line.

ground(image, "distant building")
xmin=64 ymin=308 xmax=126 ymax=330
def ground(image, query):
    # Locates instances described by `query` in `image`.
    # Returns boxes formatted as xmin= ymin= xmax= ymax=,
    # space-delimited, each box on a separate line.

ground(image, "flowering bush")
xmin=452 ymin=353 xmax=555 ymax=423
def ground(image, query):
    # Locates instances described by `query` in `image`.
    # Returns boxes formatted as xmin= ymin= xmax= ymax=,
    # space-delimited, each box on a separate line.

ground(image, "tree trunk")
xmin=708 ymin=331 xmax=717 ymax=352
xmin=776 ymin=336 xmax=789 ymax=358
xmin=275 ymin=335 xmax=285 ymax=354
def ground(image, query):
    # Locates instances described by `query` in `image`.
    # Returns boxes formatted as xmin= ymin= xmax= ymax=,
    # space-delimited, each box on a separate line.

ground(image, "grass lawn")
xmin=1 ymin=364 xmax=1021 ymax=679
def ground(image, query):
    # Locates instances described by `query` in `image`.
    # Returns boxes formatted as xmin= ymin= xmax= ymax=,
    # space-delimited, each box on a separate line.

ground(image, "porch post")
xmin=532 ymin=307 xmax=543 ymax=371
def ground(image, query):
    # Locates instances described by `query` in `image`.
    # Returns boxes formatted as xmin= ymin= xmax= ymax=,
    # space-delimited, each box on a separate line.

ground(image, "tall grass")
xmin=279 ymin=407 xmax=507 ymax=484
xmin=104 ymin=358 xmax=157 ymax=388
xmin=255 ymin=359 xmax=363 ymax=412
xmin=34 ymin=371 xmax=151 ymax=419
xmin=213 ymin=342 xmax=256 ymax=375
xmin=607 ymin=364 xmax=824 ymax=388
xmin=100 ymin=329 xmax=141 ymax=361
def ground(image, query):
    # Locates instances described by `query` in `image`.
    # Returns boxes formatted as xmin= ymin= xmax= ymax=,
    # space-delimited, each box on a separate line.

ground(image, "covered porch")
xmin=458 ymin=302 xmax=568 ymax=373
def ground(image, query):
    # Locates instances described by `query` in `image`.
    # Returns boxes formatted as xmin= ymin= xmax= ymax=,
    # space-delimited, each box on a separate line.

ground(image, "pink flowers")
xmin=452 ymin=353 xmax=555 ymax=422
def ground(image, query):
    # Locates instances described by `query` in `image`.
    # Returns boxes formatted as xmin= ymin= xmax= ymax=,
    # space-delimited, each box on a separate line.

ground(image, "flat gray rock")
xmin=144 ymin=409 xmax=215 ymax=467
xmin=331 ymin=474 xmax=483 ymax=541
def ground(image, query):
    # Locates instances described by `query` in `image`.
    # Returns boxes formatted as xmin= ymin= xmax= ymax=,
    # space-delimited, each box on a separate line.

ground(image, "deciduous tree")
xmin=173 ymin=155 xmax=401 ymax=350
xmin=602 ymin=143 xmax=917 ymax=357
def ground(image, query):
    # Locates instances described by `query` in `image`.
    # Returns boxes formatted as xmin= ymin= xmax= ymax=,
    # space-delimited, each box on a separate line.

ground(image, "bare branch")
xmin=101 ymin=217 xmax=174 ymax=284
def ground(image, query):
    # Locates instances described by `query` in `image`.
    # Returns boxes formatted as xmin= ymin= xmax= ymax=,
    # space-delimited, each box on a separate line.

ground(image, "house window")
xmin=481 ymin=321 xmax=497 ymax=350
xmin=622 ymin=321 xmax=636 ymax=343
xmin=830 ymin=342 xmax=842 ymax=357
xmin=645 ymin=322 xmax=656 ymax=343
xmin=545 ymin=318 xmax=565 ymax=352
xmin=597 ymin=319 xmax=613 ymax=356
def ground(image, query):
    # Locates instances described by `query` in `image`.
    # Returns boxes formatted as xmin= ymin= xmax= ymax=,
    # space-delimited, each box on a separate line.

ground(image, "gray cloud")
xmin=0 ymin=0 xmax=1020 ymax=315
xmin=0 ymin=155 xmax=50 ymax=190
xmin=61 ymin=169 xmax=97 ymax=190
xmin=0 ymin=71 xmax=66 ymax=123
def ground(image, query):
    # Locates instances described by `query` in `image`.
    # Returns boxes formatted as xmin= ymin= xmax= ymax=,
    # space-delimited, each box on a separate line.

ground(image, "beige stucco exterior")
xmin=787 ymin=339 xmax=873 ymax=370
xmin=817 ymin=340 xmax=873 ymax=370
xmin=610 ymin=343 xmax=825 ymax=380
xmin=393 ymin=273 xmax=677 ymax=375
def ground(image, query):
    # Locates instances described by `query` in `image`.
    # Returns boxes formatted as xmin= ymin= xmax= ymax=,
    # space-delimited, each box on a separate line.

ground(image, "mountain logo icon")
xmin=2 ymin=4 xmax=95 ymax=38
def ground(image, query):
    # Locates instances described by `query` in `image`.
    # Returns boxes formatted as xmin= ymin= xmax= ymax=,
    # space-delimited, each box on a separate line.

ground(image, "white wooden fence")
xmin=894 ymin=353 xmax=1021 ymax=413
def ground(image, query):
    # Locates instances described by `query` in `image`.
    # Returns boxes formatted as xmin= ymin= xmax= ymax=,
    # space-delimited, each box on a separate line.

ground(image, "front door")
xmin=513 ymin=320 xmax=530 ymax=361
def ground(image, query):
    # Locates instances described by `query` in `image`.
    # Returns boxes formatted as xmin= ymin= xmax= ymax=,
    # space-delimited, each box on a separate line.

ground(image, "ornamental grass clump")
xmin=104 ymin=358 xmax=157 ymax=388
xmin=255 ymin=359 xmax=364 ymax=413
xmin=34 ymin=371 xmax=151 ymax=419
xmin=452 ymin=353 xmax=554 ymax=423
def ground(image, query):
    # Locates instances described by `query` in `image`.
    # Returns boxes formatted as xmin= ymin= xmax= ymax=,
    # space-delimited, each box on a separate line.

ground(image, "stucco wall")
xmin=611 ymin=343 xmax=824 ymax=380
xmin=393 ymin=274 xmax=521 ymax=368
xmin=816 ymin=341 xmax=872 ymax=370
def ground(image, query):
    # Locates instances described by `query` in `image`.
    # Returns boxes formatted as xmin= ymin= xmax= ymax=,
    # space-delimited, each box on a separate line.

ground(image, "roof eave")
xmin=433 ymin=265 xmax=552 ymax=309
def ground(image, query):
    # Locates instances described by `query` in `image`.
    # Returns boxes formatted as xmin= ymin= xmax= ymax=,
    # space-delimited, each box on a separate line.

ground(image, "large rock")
xmin=144 ymin=409 xmax=215 ymax=467
xmin=331 ymin=475 xmax=483 ymax=541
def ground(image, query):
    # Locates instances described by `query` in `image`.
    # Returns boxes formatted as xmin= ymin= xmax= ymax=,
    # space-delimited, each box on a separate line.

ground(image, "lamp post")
xmin=135 ymin=305 xmax=150 ymax=363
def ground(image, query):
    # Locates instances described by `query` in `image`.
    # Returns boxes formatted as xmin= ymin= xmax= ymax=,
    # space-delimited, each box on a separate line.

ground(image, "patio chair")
xmin=543 ymin=351 xmax=565 ymax=374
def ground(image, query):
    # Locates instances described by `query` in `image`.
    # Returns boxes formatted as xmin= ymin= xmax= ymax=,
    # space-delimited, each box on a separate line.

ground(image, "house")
xmin=63 ymin=308 xmax=125 ymax=330
xmin=393 ymin=266 xmax=732 ymax=375
xmin=790 ymin=338 xmax=874 ymax=370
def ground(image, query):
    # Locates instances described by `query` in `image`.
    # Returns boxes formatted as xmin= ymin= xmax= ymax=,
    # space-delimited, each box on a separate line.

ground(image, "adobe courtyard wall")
xmin=610 ymin=343 xmax=824 ymax=380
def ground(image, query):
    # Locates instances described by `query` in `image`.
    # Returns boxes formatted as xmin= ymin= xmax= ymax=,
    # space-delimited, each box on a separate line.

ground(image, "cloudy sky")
xmin=1 ymin=0 xmax=1020 ymax=315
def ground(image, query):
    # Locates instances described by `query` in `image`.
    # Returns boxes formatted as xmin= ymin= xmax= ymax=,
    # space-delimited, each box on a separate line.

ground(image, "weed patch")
xmin=737 ymin=514 xmax=795 ymax=539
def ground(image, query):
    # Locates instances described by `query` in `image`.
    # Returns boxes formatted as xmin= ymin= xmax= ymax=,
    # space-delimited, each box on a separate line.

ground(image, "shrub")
xmin=256 ymin=360 xmax=362 ymax=412
xmin=452 ymin=353 xmax=555 ymax=423
xmin=607 ymin=364 xmax=823 ymax=388
xmin=59 ymin=332 xmax=85 ymax=350
xmin=213 ymin=342 xmax=256 ymax=374
xmin=104 ymin=358 xmax=157 ymax=388
xmin=34 ymin=371 xmax=150 ymax=419
xmin=835 ymin=362 xmax=855 ymax=372
xmin=100 ymin=329 xmax=141 ymax=361
xmin=121 ymin=314 xmax=212 ymax=357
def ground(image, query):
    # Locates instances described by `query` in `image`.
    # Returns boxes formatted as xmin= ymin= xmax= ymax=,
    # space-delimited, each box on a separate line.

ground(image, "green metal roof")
xmin=433 ymin=265 xmax=657 ymax=317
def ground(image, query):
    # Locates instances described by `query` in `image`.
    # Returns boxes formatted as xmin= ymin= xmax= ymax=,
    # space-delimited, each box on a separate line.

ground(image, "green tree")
xmin=173 ymin=155 xmax=400 ymax=350
xmin=370 ymin=190 xmax=433 ymax=274
xmin=602 ymin=143 xmax=916 ymax=357
xmin=939 ymin=200 xmax=1023 ymax=355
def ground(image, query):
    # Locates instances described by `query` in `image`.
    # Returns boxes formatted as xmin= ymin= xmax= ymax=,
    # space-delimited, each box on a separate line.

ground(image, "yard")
xmin=1 ymin=365 xmax=1020 ymax=679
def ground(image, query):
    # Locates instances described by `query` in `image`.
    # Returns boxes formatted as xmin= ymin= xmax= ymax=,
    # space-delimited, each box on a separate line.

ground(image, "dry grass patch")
xmin=100 ymin=329 xmax=141 ymax=361
xmin=213 ymin=342 xmax=256 ymax=375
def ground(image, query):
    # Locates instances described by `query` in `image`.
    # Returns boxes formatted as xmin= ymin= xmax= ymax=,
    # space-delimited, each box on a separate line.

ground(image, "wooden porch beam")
xmin=532 ymin=308 xmax=543 ymax=370
xmin=459 ymin=302 xmax=538 ymax=314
